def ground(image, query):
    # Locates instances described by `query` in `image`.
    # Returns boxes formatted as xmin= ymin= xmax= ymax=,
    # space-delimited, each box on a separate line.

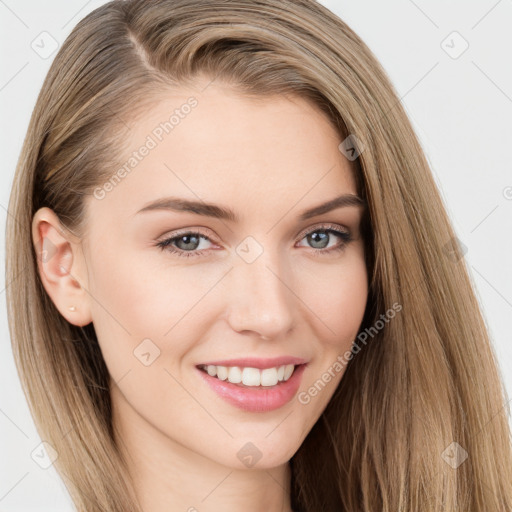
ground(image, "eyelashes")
xmin=156 ymin=231 xmax=214 ymax=258
xmin=155 ymin=223 xmax=353 ymax=259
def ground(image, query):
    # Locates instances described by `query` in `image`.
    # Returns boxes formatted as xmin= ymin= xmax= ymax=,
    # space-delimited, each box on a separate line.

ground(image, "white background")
xmin=1 ymin=0 xmax=511 ymax=510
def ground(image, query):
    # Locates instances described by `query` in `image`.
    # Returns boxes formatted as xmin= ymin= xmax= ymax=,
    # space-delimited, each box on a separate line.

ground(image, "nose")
xmin=225 ymin=251 xmax=296 ymax=341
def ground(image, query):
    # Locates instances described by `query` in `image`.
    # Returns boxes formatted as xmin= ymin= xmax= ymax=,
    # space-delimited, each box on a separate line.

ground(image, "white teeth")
xmin=201 ymin=364 xmax=297 ymax=386
xmin=227 ymin=366 xmax=242 ymax=384
xmin=216 ymin=365 xmax=228 ymax=381
xmin=261 ymin=368 xmax=279 ymax=386
xmin=283 ymin=364 xmax=294 ymax=380
xmin=242 ymin=367 xmax=261 ymax=386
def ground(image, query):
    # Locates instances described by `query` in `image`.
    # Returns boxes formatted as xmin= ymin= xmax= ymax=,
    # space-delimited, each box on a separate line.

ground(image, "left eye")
xmin=156 ymin=224 xmax=352 ymax=259
xmin=296 ymin=227 xmax=352 ymax=252
xmin=156 ymin=232 xmax=213 ymax=258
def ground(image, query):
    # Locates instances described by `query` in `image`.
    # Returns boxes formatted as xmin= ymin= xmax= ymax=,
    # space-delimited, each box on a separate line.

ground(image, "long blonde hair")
xmin=6 ymin=1 xmax=512 ymax=510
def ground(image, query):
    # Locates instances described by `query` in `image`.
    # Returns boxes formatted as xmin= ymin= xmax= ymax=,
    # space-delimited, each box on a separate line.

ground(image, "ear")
xmin=31 ymin=207 xmax=92 ymax=327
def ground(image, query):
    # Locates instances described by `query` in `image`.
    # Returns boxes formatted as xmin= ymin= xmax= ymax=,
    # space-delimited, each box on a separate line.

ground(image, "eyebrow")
xmin=135 ymin=193 xmax=366 ymax=222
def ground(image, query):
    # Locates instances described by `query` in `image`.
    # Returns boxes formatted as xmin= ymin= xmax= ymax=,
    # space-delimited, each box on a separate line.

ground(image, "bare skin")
xmin=32 ymin=77 xmax=368 ymax=512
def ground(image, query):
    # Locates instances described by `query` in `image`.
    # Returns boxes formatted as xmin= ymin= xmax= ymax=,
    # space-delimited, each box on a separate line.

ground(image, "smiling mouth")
xmin=196 ymin=363 xmax=300 ymax=388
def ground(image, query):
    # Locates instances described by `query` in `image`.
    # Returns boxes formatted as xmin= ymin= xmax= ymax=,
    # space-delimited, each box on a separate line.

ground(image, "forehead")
xmin=85 ymin=82 xmax=357 ymax=226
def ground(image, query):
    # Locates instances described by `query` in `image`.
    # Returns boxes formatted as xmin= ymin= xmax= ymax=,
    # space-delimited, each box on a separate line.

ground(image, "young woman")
xmin=6 ymin=0 xmax=512 ymax=510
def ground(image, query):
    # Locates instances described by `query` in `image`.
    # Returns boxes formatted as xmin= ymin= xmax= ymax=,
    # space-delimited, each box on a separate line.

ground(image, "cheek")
xmin=85 ymin=249 xmax=212 ymax=426
xmin=85 ymin=246 xmax=226 ymax=372
xmin=291 ymin=250 xmax=367 ymax=426
xmin=296 ymin=249 xmax=368 ymax=347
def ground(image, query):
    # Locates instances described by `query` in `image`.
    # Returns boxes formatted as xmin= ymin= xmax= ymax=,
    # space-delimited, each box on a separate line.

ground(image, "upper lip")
xmin=197 ymin=356 xmax=307 ymax=370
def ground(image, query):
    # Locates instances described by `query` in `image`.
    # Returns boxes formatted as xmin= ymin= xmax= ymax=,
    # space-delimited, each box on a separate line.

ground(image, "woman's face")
xmin=51 ymin=79 xmax=368 ymax=470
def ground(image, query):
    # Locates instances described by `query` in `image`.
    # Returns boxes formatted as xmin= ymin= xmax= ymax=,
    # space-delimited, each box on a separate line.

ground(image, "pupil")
xmin=178 ymin=235 xmax=199 ymax=250
xmin=309 ymin=231 xmax=329 ymax=249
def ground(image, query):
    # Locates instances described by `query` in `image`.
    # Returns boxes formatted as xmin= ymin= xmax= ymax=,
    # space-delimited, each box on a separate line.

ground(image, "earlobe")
xmin=31 ymin=207 xmax=92 ymax=327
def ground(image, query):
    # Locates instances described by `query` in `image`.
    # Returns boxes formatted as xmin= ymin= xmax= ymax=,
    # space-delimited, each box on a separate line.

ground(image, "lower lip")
xmin=196 ymin=364 xmax=306 ymax=412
